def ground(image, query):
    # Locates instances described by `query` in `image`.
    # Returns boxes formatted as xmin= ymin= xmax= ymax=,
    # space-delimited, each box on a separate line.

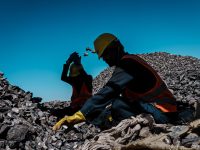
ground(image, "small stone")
xmin=51 ymin=135 xmax=57 ymax=141
xmin=73 ymin=143 xmax=78 ymax=149
xmin=26 ymin=101 xmax=33 ymax=107
xmin=0 ymin=140 xmax=6 ymax=148
xmin=8 ymin=141 xmax=18 ymax=149
xmin=194 ymin=89 xmax=200 ymax=96
xmin=12 ymin=107 xmax=19 ymax=113
xmin=7 ymin=112 xmax=12 ymax=118
xmin=38 ymin=111 xmax=44 ymax=117
xmin=55 ymin=140 xmax=62 ymax=148
xmin=62 ymin=125 xmax=68 ymax=130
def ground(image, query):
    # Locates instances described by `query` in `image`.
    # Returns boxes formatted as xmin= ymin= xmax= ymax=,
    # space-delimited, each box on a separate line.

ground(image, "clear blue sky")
xmin=0 ymin=0 xmax=200 ymax=101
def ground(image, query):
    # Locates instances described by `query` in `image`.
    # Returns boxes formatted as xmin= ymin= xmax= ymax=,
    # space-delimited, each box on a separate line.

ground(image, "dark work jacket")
xmin=61 ymin=63 xmax=92 ymax=110
xmin=81 ymin=54 xmax=177 ymax=118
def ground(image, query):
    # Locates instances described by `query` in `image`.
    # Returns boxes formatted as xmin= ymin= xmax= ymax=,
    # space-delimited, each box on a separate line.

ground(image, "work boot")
xmin=194 ymin=100 xmax=200 ymax=119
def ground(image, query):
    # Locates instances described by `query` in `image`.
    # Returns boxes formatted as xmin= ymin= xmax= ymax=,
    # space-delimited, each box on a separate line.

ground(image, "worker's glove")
xmin=73 ymin=54 xmax=81 ymax=65
xmin=66 ymin=52 xmax=79 ymax=64
xmin=52 ymin=111 xmax=86 ymax=131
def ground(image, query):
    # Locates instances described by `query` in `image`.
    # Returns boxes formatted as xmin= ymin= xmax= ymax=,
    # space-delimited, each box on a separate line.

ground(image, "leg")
xmin=111 ymin=97 xmax=139 ymax=121
xmin=90 ymin=107 xmax=112 ymax=127
xmin=138 ymin=101 xmax=170 ymax=124
xmin=112 ymin=98 xmax=171 ymax=124
xmin=91 ymin=97 xmax=137 ymax=126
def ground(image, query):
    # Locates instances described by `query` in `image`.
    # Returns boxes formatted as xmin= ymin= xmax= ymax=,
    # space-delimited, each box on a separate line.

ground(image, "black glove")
xmin=74 ymin=53 xmax=81 ymax=65
xmin=66 ymin=52 xmax=78 ymax=64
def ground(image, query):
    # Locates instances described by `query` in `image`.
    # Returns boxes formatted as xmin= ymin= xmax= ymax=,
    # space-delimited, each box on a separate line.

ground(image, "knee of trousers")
xmin=111 ymin=98 xmax=127 ymax=111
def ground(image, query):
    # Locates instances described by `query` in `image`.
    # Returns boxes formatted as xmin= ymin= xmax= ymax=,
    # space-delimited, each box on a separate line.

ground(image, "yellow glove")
xmin=52 ymin=111 xmax=86 ymax=131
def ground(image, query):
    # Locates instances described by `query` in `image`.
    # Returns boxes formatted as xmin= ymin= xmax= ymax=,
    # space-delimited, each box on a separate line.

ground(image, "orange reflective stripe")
xmin=155 ymin=103 xmax=177 ymax=112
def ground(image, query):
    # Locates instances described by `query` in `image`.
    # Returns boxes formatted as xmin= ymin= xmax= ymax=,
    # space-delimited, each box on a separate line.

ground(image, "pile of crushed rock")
xmin=0 ymin=73 xmax=100 ymax=150
xmin=0 ymin=52 xmax=200 ymax=150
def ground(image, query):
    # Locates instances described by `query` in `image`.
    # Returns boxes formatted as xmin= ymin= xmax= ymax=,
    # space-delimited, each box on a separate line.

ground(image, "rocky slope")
xmin=0 ymin=52 xmax=200 ymax=150
xmin=0 ymin=73 xmax=100 ymax=150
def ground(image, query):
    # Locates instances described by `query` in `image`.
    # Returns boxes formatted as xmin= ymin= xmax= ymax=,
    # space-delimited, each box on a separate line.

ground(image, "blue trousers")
xmin=90 ymin=97 xmax=194 ymax=126
xmin=111 ymin=97 xmax=170 ymax=124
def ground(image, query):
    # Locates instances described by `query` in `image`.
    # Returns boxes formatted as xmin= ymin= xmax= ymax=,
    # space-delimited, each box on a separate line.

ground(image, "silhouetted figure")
xmin=51 ymin=52 xmax=92 ymax=118
xmin=61 ymin=52 xmax=92 ymax=111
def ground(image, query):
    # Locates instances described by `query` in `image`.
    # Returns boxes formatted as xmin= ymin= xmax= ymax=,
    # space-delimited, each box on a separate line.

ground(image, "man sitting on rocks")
xmin=53 ymin=33 xmax=195 ymax=131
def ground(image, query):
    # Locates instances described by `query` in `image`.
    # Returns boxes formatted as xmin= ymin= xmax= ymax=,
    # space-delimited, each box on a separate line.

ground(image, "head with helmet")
xmin=94 ymin=33 xmax=125 ymax=66
xmin=69 ymin=63 xmax=83 ymax=77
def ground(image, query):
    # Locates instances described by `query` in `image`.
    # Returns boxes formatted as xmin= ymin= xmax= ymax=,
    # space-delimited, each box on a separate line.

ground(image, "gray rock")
xmin=7 ymin=125 xmax=29 ymax=142
xmin=7 ymin=140 xmax=18 ymax=149
xmin=0 ymin=124 xmax=10 ymax=138
xmin=0 ymin=113 xmax=4 ymax=122
xmin=0 ymin=140 xmax=6 ymax=148
xmin=11 ymin=107 xmax=19 ymax=114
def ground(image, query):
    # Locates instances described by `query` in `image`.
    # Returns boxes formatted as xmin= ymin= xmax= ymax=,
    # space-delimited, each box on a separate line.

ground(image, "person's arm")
xmin=80 ymin=67 xmax=134 ymax=118
xmin=61 ymin=52 xmax=80 ymax=84
xmin=61 ymin=62 xmax=73 ymax=84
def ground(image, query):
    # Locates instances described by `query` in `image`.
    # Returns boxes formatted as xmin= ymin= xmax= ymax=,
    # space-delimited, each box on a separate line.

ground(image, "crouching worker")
xmin=53 ymin=33 xmax=194 ymax=131
xmin=52 ymin=52 xmax=92 ymax=123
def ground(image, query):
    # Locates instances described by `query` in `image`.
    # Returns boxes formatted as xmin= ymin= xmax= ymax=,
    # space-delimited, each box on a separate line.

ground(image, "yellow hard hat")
xmin=69 ymin=64 xmax=83 ymax=77
xmin=94 ymin=33 xmax=117 ymax=58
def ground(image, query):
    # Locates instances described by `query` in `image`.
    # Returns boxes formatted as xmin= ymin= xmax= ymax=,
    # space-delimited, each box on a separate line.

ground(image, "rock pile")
xmin=0 ymin=52 xmax=200 ymax=150
xmin=139 ymin=52 xmax=200 ymax=104
xmin=92 ymin=66 xmax=115 ymax=95
xmin=0 ymin=72 xmax=100 ymax=149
